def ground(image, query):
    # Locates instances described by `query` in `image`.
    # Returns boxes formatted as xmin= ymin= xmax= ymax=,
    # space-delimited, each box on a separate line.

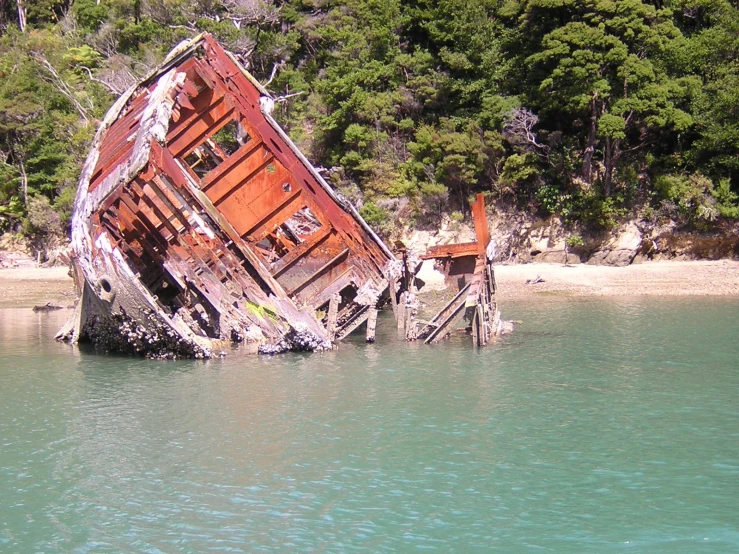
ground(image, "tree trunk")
xmin=17 ymin=0 xmax=26 ymax=32
xmin=582 ymin=93 xmax=600 ymax=184
xmin=603 ymin=137 xmax=621 ymax=198
xmin=19 ymin=156 xmax=28 ymax=205
xmin=603 ymin=137 xmax=613 ymax=197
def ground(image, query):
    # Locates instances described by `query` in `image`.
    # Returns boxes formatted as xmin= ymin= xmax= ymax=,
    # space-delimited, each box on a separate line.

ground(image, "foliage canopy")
xmin=1 ymin=0 xmax=738 ymax=239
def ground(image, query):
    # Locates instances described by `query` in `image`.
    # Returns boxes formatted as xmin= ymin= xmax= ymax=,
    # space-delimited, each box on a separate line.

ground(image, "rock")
xmin=533 ymin=250 xmax=581 ymax=265
xmin=258 ymin=324 xmax=333 ymax=355
xmin=587 ymin=223 xmax=642 ymax=267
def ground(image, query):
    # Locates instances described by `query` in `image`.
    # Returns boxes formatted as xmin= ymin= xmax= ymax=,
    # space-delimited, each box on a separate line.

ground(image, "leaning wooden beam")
xmin=326 ymin=293 xmax=340 ymax=342
xmin=335 ymin=305 xmax=371 ymax=341
xmin=287 ymin=247 xmax=350 ymax=296
xmin=423 ymin=297 xmax=469 ymax=344
xmin=422 ymin=283 xmax=471 ymax=332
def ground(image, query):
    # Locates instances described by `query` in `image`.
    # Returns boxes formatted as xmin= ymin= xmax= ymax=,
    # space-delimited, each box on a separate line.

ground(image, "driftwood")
xmin=33 ymin=302 xmax=64 ymax=312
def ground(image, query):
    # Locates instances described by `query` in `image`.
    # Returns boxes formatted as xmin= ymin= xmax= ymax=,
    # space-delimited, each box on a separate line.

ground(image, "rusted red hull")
xmin=58 ymin=35 xmax=400 ymax=358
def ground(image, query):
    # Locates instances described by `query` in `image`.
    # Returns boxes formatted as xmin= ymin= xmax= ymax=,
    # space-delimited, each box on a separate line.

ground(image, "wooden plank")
xmin=305 ymin=268 xmax=355 ymax=310
xmin=423 ymin=299 xmax=467 ymax=344
xmin=335 ymin=305 xmax=370 ymax=341
xmin=242 ymin=189 xmax=303 ymax=242
xmin=205 ymin=147 xmax=274 ymax=204
xmin=287 ymin=247 xmax=350 ymax=296
xmin=429 ymin=283 xmax=471 ymax=327
xmin=422 ymin=242 xmax=479 ymax=260
xmin=200 ymin=136 xmax=262 ymax=190
xmin=388 ymin=278 xmax=399 ymax=323
xmin=326 ymin=293 xmax=340 ymax=342
xmin=272 ymin=226 xmax=331 ymax=278
xmin=167 ymin=97 xmax=234 ymax=157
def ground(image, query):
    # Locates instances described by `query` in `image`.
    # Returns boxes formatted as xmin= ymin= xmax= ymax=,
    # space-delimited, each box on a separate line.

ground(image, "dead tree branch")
xmin=274 ymin=91 xmax=306 ymax=103
xmin=262 ymin=60 xmax=284 ymax=87
xmin=503 ymin=108 xmax=548 ymax=155
xmin=31 ymin=52 xmax=91 ymax=124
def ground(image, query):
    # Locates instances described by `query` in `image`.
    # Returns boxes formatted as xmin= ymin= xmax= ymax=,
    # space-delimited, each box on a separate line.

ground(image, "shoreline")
xmin=493 ymin=259 xmax=739 ymax=300
xmin=0 ymin=266 xmax=76 ymax=309
xmin=0 ymin=259 xmax=737 ymax=309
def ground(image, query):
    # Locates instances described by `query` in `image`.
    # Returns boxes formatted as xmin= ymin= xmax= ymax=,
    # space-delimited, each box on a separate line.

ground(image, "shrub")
xmin=25 ymin=195 xmax=62 ymax=236
xmin=359 ymin=201 xmax=389 ymax=227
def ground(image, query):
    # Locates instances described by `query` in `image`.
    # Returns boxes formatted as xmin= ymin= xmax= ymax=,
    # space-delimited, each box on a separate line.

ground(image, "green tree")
xmin=518 ymin=0 xmax=692 ymax=196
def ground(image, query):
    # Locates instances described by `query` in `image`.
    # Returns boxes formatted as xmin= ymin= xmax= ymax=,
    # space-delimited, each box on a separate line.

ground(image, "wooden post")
xmin=398 ymin=291 xmax=407 ymax=330
xmin=405 ymin=285 xmax=419 ymax=340
xmin=472 ymin=305 xmax=480 ymax=347
xmin=327 ymin=293 xmax=340 ymax=341
xmin=366 ymin=307 xmax=378 ymax=343
xmin=389 ymin=279 xmax=399 ymax=323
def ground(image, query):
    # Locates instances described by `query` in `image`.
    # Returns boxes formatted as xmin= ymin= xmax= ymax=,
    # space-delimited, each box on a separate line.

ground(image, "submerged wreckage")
xmin=58 ymin=34 xmax=508 ymax=358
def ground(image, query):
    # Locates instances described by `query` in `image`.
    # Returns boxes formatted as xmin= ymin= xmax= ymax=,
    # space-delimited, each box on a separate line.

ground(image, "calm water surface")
xmin=1 ymin=298 xmax=737 ymax=553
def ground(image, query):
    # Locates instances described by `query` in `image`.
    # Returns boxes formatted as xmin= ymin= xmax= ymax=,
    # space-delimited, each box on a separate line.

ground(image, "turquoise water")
xmin=1 ymin=298 xmax=738 ymax=553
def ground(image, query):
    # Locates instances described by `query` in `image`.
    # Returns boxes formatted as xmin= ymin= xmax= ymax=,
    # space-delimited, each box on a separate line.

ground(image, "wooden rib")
xmin=241 ymin=189 xmax=303 ymax=241
xmin=287 ymin=247 xmax=350 ymax=296
xmin=272 ymin=226 xmax=331 ymax=278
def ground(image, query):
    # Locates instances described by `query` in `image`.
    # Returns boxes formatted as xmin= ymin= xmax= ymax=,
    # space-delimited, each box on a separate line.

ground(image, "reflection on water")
xmin=1 ymin=299 xmax=738 ymax=553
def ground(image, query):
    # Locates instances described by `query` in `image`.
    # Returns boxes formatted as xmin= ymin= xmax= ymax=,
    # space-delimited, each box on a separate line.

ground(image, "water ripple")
xmin=1 ymin=300 xmax=738 ymax=552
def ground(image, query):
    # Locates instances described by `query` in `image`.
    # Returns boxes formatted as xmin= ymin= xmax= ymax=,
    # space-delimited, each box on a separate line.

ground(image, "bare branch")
xmin=79 ymin=66 xmax=119 ymax=95
xmin=274 ymin=91 xmax=306 ymax=103
xmin=164 ymin=23 xmax=198 ymax=32
xmin=262 ymin=61 xmax=284 ymax=87
xmin=221 ymin=0 xmax=280 ymax=27
xmin=31 ymin=52 xmax=91 ymax=124
xmin=503 ymin=108 xmax=548 ymax=154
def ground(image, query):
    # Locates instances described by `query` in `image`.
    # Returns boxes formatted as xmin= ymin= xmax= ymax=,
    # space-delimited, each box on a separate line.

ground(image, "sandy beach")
xmin=494 ymin=259 xmax=739 ymax=300
xmin=0 ymin=266 xmax=76 ymax=309
xmin=0 ymin=259 xmax=738 ymax=309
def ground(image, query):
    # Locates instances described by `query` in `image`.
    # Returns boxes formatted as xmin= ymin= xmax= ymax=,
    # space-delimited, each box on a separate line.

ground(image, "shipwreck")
xmin=58 ymin=34 xmax=508 ymax=358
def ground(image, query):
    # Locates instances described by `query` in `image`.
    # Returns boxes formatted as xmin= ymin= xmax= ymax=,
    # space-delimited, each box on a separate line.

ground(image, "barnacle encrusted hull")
xmin=58 ymin=34 xmax=399 ymax=358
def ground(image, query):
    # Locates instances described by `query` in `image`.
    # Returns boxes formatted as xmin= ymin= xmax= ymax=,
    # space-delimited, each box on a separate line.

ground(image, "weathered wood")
xmin=59 ymin=34 xmax=402 ymax=358
xmin=397 ymin=291 xmax=408 ymax=330
xmin=366 ymin=307 xmax=378 ymax=343
xmin=327 ymin=293 xmax=340 ymax=342
xmin=388 ymin=278 xmax=399 ymax=322
xmin=335 ymin=305 xmax=370 ymax=341
xmin=471 ymin=304 xmax=480 ymax=347
xmin=286 ymin=247 xmax=350 ymax=296
xmin=423 ymin=298 xmax=468 ymax=344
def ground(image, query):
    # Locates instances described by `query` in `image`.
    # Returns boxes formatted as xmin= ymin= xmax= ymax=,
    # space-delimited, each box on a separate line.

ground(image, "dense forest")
xmin=1 ymin=0 xmax=738 ymax=245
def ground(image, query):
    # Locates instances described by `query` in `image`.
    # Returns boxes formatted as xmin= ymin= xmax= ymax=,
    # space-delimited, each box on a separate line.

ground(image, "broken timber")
xmin=417 ymin=194 xmax=508 ymax=346
xmin=57 ymin=34 xmax=404 ymax=359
